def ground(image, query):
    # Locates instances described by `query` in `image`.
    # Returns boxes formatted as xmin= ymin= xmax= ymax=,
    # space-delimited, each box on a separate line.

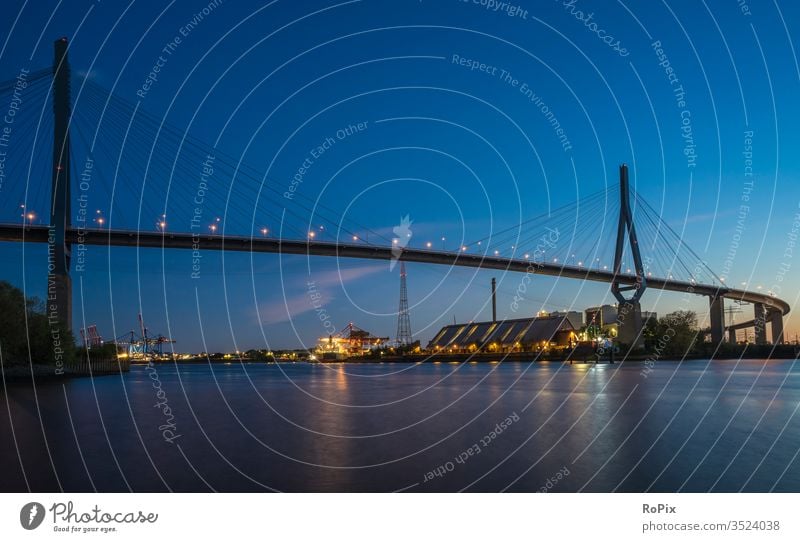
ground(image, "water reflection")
xmin=0 ymin=360 xmax=797 ymax=492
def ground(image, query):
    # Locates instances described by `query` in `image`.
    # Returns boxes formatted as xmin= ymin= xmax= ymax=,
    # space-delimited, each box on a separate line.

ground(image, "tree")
xmin=642 ymin=316 xmax=660 ymax=350
xmin=656 ymin=310 xmax=699 ymax=356
xmin=0 ymin=280 xmax=75 ymax=365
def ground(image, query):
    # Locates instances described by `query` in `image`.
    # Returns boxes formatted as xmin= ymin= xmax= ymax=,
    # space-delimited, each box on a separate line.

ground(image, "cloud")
xmin=259 ymin=292 xmax=325 ymax=325
xmin=258 ymin=263 xmax=384 ymax=324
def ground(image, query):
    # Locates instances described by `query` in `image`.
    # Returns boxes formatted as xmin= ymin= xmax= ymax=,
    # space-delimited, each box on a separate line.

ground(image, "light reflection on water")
xmin=1 ymin=359 xmax=798 ymax=492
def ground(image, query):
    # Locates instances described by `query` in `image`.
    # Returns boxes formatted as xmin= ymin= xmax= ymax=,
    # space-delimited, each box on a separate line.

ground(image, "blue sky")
xmin=1 ymin=0 xmax=800 ymax=351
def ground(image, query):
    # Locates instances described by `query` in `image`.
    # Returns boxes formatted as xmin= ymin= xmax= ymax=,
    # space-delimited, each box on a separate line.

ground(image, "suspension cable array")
xmin=0 ymin=70 xmax=726 ymax=288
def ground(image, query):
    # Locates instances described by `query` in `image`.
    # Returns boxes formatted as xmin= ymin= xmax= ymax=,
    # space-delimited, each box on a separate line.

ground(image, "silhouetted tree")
xmin=656 ymin=310 xmax=699 ymax=356
xmin=0 ymin=281 xmax=75 ymax=365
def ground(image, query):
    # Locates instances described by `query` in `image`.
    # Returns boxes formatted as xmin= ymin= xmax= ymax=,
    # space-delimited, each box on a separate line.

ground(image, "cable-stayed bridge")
xmin=0 ymin=38 xmax=789 ymax=347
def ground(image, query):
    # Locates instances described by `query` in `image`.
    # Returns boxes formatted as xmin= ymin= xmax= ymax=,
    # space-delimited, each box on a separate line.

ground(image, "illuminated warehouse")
xmin=427 ymin=315 xmax=577 ymax=353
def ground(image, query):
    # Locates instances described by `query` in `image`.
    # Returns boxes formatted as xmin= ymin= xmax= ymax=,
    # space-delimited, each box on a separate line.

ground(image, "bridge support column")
xmin=709 ymin=295 xmax=725 ymax=346
xmin=753 ymin=303 xmax=767 ymax=345
xmin=770 ymin=310 xmax=784 ymax=345
xmin=49 ymin=37 xmax=72 ymax=332
xmin=616 ymin=300 xmax=643 ymax=348
xmin=610 ymin=164 xmax=647 ymax=351
xmin=728 ymin=327 xmax=736 ymax=344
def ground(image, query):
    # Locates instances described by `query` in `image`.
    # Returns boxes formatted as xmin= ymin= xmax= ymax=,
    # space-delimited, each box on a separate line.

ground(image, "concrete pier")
xmin=709 ymin=295 xmax=725 ymax=345
xmin=616 ymin=300 xmax=643 ymax=349
xmin=770 ymin=310 xmax=784 ymax=345
xmin=754 ymin=302 xmax=768 ymax=345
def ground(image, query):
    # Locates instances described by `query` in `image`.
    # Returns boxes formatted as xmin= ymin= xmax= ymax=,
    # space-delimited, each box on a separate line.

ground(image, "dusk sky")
xmin=2 ymin=0 xmax=799 ymax=352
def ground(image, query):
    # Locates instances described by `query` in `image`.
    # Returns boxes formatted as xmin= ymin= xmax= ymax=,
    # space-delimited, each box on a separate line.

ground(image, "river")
xmin=1 ymin=359 xmax=798 ymax=492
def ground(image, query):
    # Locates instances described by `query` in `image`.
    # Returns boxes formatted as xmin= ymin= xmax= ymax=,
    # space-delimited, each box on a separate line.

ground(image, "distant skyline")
xmin=1 ymin=0 xmax=799 ymax=351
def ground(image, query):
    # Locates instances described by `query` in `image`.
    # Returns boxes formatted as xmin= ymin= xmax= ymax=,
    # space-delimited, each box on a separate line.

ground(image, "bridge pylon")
xmin=753 ymin=302 xmax=768 ymax=345
xmin=769 ymin=308 xmax=785 ymax=345
xmin=709 ymin=294 xmax=725 ymax=346
xmin=611 ymin=164 xmax=646 ymax=349
xmin=49 ymin=37 xmax=72 ymax=331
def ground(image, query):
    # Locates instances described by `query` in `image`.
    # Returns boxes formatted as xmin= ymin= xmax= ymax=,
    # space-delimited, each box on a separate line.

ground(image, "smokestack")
xmin=491 ymin=277 xmax=497 ymax=322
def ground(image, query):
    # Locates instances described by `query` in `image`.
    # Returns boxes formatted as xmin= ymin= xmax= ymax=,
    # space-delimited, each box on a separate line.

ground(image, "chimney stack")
xmin=491 ymin=277 xmax=497 ymax=322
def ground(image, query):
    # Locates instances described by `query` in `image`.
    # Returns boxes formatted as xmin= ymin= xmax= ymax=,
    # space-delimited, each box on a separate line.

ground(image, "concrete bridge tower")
xmin=49 ymin=37 xmax=72 ymax=331
xmin=611 ymin=164 xmax=646 ymax=349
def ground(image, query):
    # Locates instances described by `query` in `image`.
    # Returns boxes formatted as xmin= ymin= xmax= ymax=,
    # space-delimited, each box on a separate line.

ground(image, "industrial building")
xmin=315 ymin=322 xmax=389 ymax=360
xmin=427 ymin=315 xmax=577 ymax=353
xmin=585 ymin=305 xmax=619 ymax=329
xmin=584 ymin=304 xmax=657 ymax=338
xmin=549 ymin=310 xmax=583 ymax=329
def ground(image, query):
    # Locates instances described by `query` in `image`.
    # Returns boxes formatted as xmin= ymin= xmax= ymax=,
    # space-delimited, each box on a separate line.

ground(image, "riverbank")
xmin=1 ymin=356 xmax=130 ymax=383
xmin=339 ymin=344 xmax=800 ymax=364
xmin=123 ymin=343 xmax=800 ymax=366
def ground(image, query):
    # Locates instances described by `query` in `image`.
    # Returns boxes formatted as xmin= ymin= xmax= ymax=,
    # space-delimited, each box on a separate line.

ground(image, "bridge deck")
xmin=0 ymin=224 xmax=789 ymax=326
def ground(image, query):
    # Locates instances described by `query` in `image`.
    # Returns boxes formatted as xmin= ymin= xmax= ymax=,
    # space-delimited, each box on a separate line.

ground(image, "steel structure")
xmin=396 ymin=262 xmax=413 ymax=346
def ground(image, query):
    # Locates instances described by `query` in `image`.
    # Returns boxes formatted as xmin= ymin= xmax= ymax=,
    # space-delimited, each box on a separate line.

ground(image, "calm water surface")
xmin=1 ymin=360 xmax=799 ymax=492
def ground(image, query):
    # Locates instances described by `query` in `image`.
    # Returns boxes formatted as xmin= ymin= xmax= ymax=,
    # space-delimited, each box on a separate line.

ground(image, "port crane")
xmin=115 ymin=313 xmax=176 ymax=360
